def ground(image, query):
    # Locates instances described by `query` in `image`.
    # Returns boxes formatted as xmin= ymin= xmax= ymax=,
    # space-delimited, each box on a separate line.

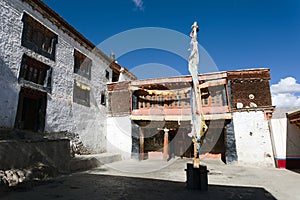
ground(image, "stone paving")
xmin=1 ymin=158 xmax=299 ymax=200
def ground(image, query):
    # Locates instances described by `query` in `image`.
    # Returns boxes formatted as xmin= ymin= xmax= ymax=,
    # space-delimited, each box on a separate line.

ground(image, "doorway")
xmin=15 ymin=87 xmax=47 ymax=132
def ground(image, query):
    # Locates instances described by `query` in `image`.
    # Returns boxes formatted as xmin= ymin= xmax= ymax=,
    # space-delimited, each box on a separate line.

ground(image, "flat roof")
xmin=130 ymin=68 xmax=270 ymax=85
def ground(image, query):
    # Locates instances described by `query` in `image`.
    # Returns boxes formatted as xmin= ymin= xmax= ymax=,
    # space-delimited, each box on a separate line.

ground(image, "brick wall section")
xmin=107 ymin=82 xmax=131 ymax=116
xmin=227 ymin=69 xmax=272 ymax=108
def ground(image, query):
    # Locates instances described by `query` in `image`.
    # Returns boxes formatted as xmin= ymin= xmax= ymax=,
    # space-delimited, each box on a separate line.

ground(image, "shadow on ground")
xmin=289 ymin=169 xmax=300 ymax=174
xmin=0 ymin=173 xmax=276 ymax=200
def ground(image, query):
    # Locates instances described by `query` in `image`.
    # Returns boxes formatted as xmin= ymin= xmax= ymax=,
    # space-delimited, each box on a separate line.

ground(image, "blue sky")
xmin=43 ymin=0 xmax=300 ymax=107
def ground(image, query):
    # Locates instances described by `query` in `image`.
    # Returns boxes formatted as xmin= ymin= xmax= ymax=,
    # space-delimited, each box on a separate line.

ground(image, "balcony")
xmin=131 ymin=106 xmax=231 ymax=121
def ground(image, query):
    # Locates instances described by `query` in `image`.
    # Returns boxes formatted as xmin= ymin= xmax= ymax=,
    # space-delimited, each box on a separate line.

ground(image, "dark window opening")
xmin=73 ymin=81 xmax=90 ymax=107
xmin=112 ymin=70 xmax=119 ymax=82
xmin=101 ymin=92 xmax=106 ymax=106
xmin=105 ymin=70 xmax=110 ymax=80
xmin=21 ymin=13 xmax=57 ymax=60
xmin=14 ymin=87 xmax=47 ymax=132
xmin=132 ymin=93 xmax=138 ymax=110
xmin=19 ymin=55 xmax=52 ymax=93
xmin=74 ymin=49 xmax=92 ymax=79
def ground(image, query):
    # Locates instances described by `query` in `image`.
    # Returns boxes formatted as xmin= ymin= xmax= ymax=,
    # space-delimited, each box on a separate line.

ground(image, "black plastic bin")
xmin=185 ymin=163 xmax=208 ymax=190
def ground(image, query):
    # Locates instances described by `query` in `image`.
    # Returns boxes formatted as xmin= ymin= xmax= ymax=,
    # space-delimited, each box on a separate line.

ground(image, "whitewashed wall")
xmin=233 ymin=111 xmax=275 ymax=167
xmin=0 ymin=0 xmax=23 ymax=128
xmin=0 ymin=0 xmax=111 ymax=153
xmin=269 ymin=118 xmax=287 ymax=161
xmin=107 ymin=116 xmax=132 ymax=159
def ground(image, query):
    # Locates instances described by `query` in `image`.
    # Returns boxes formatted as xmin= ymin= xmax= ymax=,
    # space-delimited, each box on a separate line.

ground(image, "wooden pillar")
xmin=139 ymin=128 xmax=144 ymax=160
xmin=163 ymin=128 xmax=169 ymax=161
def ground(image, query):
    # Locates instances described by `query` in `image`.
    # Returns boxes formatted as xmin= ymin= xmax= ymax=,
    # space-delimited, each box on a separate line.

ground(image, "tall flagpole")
xmin=188 ymin=21 xmax=208 ymax=168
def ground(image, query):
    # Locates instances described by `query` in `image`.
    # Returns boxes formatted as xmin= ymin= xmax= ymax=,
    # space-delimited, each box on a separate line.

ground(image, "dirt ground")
xmin=0 ymin=158 xmax=299 ymax=200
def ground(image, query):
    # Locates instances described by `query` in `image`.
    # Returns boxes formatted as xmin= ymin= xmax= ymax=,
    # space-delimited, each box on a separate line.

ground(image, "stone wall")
xmin=0 ymin=139 xmax=71 ymax=173
xmin=0 ymin=0 xmax=110 ymax=153
xmin=233 ymin=111 xmax=275 ymax=167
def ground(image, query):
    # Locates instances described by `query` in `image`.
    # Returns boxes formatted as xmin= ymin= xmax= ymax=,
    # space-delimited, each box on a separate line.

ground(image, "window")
xmin=166 ymin=95 xmax=172 ymax=107
xmin=184 ymin=92 xmax=190 ymax=106
xmin=210 ymin=89 xmax=223 ymax=106
xmin=73 ymin=81 xmax=90 ymax=107
xmin=158 ymin=95 xmax=164 ymax=107
xmin=178 ymin=94 xmax=182 ymax=106
xmin=105 ymin=70 xmax=110 ymax=80
xmin=150 ymin=95 xmax=155 ymax=108
xmin=216 ymin=91 xmax=221 ymax=105
xmin=145 ymin=95 xmax=149 ymax=108
xmin=201 ymin=86 xmax=224 ymax=107
xmin=174 ymin=92 xmax=181 ymax=107
xmin=211 ymin=94 xmax=215 ymax=104
xmin=169 ymin=95 xmax=173 ymax=107
xmin=19 ymin=55 xmax=52 ymax=92
xmin=139 ymin=96 xmax=144 ymax=108
xmin=74 ymin=50 xmax=92 ymax=79
xmin=112 ymin=70 xmax=119 ymax=82
xmin=203 ymin=97 xmax=209 ymax=106
xmin=101 ymin=92 xmax=106 ymax=106
xmin=21 ymin=13 xmax=57 ymax=60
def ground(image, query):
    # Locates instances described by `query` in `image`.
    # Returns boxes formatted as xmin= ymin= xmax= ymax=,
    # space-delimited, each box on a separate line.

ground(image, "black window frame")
xmin=105 ymin=70 xmax=110 ymax=80
xmin=74 ymin=49 xmax=92 ymax=80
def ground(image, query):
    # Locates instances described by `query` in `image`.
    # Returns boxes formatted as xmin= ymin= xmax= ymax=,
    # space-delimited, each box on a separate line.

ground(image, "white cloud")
xmin=271 ymin=77 xmax=300 ymax=94
xmin=272 ymin=93 xmax=300 ymax=108
xmin=271 ymin=77 xmax=300 ymax=108
xmin=132 ymin=0 xmax=144 ymax=10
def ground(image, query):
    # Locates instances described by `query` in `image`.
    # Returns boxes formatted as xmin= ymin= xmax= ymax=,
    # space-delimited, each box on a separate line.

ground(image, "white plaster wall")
xmin=0 ymin=0 xmax=111 ymax=153
xmin=107 ymin=116 xmax=132 ymax=159
xmin=269 ymin=118 xmax=287 ymax=159
xmin=118 ymin=72 xmax=134 ymax=82
xmin=233 ymin=111 xmax=275 ymax=167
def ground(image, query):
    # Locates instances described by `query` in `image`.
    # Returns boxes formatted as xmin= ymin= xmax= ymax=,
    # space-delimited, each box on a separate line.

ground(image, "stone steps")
xmin=70 ymin=153 xmax=122 ymax=172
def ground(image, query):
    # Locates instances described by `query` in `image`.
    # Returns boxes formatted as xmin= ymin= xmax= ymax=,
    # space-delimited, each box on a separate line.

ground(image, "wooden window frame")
xmin=21 ymin=13 xmax=57 ymax=60
xmin=201 ymin=86 xmax=225 ymax=107
xmin=19 ymin=55 xmax=52 ymax=93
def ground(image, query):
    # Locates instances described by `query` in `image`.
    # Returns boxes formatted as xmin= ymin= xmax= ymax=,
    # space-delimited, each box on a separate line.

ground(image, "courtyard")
xmin=1 ymin=158 xmax=299 ymax=200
